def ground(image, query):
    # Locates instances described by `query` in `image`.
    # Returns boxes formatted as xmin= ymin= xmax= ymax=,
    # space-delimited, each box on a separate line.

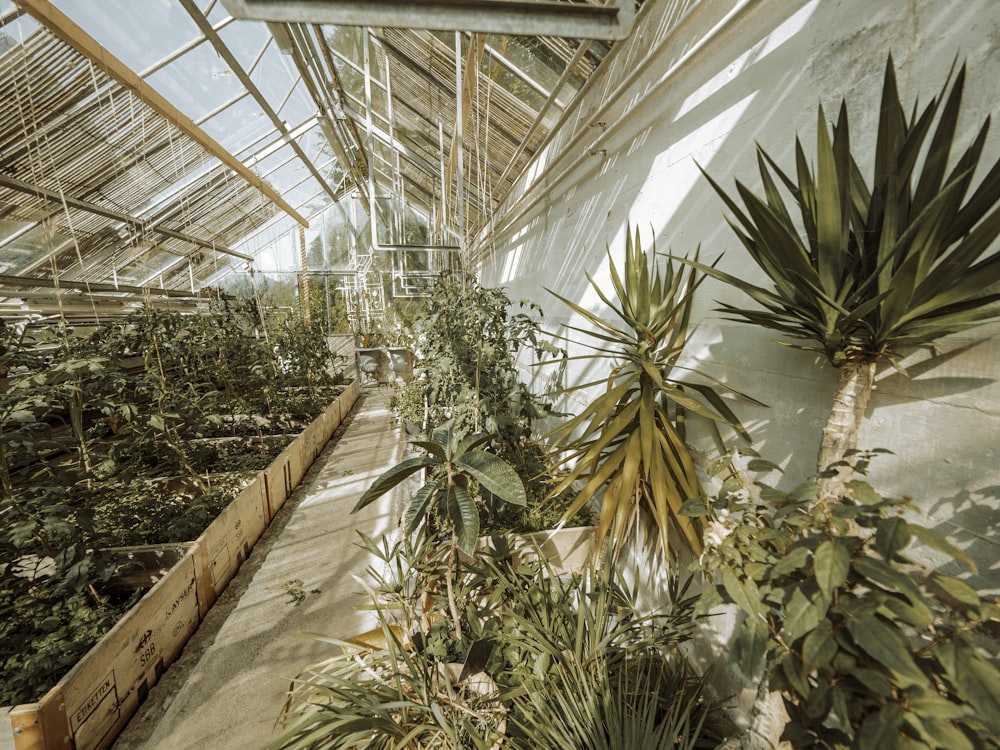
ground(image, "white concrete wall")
xmin=476 ymin=0 xmax=1000 ymax=596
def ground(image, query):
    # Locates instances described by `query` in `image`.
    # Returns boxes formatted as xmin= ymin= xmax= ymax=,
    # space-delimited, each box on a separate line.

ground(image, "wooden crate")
xmin=7 ymin=379 xmax=363 ymax=750
xmin=192 ymin=474 xmax=269 ymax=615
xmin=9 ymin=550 xmax=202 ymax=750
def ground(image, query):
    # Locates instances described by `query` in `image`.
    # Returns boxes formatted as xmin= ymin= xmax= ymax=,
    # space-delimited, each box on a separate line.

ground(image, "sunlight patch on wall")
xmin=630 ymin=94 xmax=756 ymax=240
xmin=675 ymin=0 xmax=820 ymax=122
xmin=500 ymin=243 xmax=524 ymax=284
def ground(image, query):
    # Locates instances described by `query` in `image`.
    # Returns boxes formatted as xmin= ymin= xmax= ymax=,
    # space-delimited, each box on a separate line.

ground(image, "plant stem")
xmin=817 ymin=360 xmax=877 ymax=498
xmin=446 ymin=532 xmax=462 ymax=640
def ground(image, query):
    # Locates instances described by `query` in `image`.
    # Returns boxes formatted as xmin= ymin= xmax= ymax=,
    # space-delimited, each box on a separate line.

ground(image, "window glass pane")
xmin=201 ymin=95 xmax=275 ymax=154
xmin=145 ymin=43 xmax=245 ymax=122
xmin=218 ymin=18 xmax=270 ymax=71
xmin=59 ymin=0 xmax=201 ymax=73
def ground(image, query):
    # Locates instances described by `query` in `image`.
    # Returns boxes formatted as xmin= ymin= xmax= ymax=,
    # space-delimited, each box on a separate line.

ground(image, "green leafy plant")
xmin=694 ymin=54 xmax=1000 ymax=488
xmin=687 ymin=451 xmax=1000 ymax=748
xmin=546 ymin=226 xmax=757 ymax=557
xmin=270 ymin=535 xmax=727 ymax=750
xmin=398 ymin=276 xmax=562 ymax=488
xmin=0 ymin=300 xmax=344 ymax=705
xmin=352 ymin=421 xmax=526 ymax=637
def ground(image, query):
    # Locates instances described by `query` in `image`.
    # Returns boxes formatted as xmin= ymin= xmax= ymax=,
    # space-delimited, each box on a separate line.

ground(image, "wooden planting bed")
xmin=6 ymin=379 xmax=362 ymax=750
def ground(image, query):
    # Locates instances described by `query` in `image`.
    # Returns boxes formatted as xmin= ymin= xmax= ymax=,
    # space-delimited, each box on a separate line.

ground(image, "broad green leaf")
xmin=782 ymin=586 xmax=827 ymax=643
xmin=404 ymin=479 xmax=441 ymax=533
xmin=858 ymin=703 xmax=904 ymax=749
xmin=769 ymin=546 xmax=810 ymax=580
xmin=852 ymin=555 xmax=933 ymax=624
xmin=802 ymin=618 xmax=837 ymax=673
xmin=814 ymin=540 xmax=850 ymax=596
xmin=779 ymin=652 xmax=810 ymax=697
xmin=846 ymin=665 xmax=894 ymax=698
xmin=678 ymin=496 xmax=711 ymax=517
xmin=875 ymin=517 xmax=911 ymax=560
xmin=721 ymin=568 xmax=762 ymax=617
xmin=845 ymin=613 xmax=927 ymax=687
xmin=929 ymin=573 xmax=981 ymax=608
xmin=908 ymin=715 xmax=975 ymax=750
xmin=738 ymin=613 xmax=769 ymax=671
xmin=905 ymin=686 xmax=974 ymax=722
xmin=455 ymin=450 xmax=527 ymax=506
xmin=448 ymin=485 xmax=480 ymax=555
xmin=935 ymin=638 xmax=1000 ymax=723
xmin=910 ymin=525 xmax=977 ymax=573
xmin=353 ymin=456 xmax=434 ymax=512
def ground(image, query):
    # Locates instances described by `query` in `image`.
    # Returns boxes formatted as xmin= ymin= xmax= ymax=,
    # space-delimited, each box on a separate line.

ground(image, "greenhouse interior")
xmin=1 ymin=0 xmax=999 ymax=748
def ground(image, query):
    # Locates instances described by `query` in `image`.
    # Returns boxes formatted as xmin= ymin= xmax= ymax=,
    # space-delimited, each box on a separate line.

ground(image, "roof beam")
xmin=221 ymin=0 xmax=635 ymax=40
xmin=0 ymin=272 xmax=221 ymax=299
xmin=176 ymin=0 xmax=340 ymax=204
xmin=16 ymin=0 xmax=309 ymax=228
xmin=0 ymin=172 xmax=254 ymax=262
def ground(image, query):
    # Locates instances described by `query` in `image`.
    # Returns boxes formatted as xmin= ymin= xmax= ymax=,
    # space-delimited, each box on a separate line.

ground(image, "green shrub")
xmin=686 ymin=451 xmax=1000 ymax=748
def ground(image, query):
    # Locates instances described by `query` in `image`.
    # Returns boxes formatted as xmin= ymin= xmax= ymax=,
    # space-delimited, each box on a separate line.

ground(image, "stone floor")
xmin=103 ymin=386 xmax=406 ymax=750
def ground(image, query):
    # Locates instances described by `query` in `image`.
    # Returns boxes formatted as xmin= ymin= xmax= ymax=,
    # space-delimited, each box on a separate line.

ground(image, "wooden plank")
xmin=326 ymin=397 xmax=342 ymax=434
xmin=106 ymin=543 xmax=191 ymax=593
xmin=300 ymin=414 xmax=327 ymax=467
xmin=195 ymin=477 xmax=269 ymax=597
xmin=9 ymin=687 xmax=69 ymax=750
xmin=53 ymin=552 xmax=201 ymax=750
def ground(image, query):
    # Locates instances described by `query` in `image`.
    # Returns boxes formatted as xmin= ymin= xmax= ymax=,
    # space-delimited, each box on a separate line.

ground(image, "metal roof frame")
xmin=220 ymin=0 xmax=635 ymax=40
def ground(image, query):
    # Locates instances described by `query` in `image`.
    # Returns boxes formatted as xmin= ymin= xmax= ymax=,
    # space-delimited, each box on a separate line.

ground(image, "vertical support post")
xmin=298 ymin=225 xmax=311 ymax=323
xmin=454 ymin=31 xmax=465 ymax=258
xmin=9 ymin=687 xmax=70 ymax=750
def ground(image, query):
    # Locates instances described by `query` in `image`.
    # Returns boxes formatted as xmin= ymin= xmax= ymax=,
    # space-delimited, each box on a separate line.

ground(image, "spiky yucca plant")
xmin=546 ymin=227 xmax=756 ymax=557
xmin=696 ymin=55 xmax=1000 ymax=491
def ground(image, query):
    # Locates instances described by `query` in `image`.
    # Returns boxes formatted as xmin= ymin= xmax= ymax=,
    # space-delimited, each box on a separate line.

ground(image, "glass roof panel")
xmin=204 ymin=0 xmax=229 ymax=27
xmin=217 ymin=16 xmax=270 ymax=70
xmin=59 ymin=0 xmax=201 ymax=73
xmin=275 ymin=78 xmax=315 ymax=127
xmin=0 ymin=218 xmax=34 ymax=248
xmin=145 ymin=42 xmax=246 ymax=122
xmin=123 ymin=246 xmax=180 ymax=285
xmin=0 ymin=9 xmax=39 ymax=47
xmin=249 ymin=43 xmax=299 ymax=109
xmin=0 ymin=223 xmax=74 ymax=274
xmin=200 ymin=94 xmax=275 ymax=153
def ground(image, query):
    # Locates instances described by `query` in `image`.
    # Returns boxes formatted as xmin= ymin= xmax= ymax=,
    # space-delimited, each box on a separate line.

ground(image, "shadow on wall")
xmin=925 ymin=485 xmax=1000 ymax=598
xmin=484 ymin=0 xmax=1000 ymax=507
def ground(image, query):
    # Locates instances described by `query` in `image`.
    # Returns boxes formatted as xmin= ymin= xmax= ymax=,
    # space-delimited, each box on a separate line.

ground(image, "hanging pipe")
xmin=362 ymin=27 xmax=459 ymax=285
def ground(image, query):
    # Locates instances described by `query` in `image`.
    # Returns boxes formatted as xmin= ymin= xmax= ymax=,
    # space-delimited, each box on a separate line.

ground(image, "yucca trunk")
xmin=817 ymin=360 xmax=877 ymax=496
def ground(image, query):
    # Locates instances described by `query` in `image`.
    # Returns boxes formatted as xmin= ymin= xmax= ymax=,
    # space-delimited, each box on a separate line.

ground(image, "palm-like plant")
xmin=696 ymin=55 xmax=1000 ymax=489
xmin=546 ymin=227 xmax=756 ymax=557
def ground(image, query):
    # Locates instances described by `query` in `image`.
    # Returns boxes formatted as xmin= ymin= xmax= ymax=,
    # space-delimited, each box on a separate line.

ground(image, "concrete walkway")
xmin=108 ymin=386 xmax=406 ymax=750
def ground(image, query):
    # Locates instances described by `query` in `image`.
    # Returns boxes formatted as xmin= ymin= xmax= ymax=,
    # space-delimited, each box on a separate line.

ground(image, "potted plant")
xmin=352 ymin=421 xmax=527 ymax=638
